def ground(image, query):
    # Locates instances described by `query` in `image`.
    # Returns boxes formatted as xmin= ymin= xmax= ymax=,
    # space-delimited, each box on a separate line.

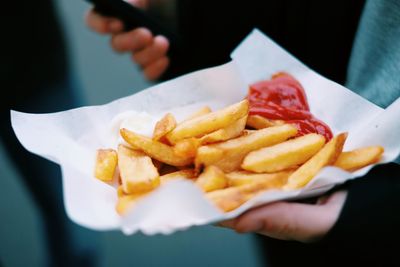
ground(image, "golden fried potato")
xmin=183 ymin=106 xmax=212 ymax=121
xmin=117 ymin=185 xmax=125 ymax=197
xmin=160 ymin=169 xmax=196 ymax=185
xmin=120 ymin=128 xmax=193 ymax=166
xmin=200 ymin=116 xmax=247 ymax=145
xmin=334 ymin=146 xmax=384 ymax=171
xmin=195 ymin=124 xmax=298 ymax=172
xmin=94 ymin=149 xmax=118 ymax=182
xmin=246 ymin=115 xmax=285 ymax=129
xmin=166 ymin=100 xmax=249 ymax=144
xmin=242 ymin=133 xmax=325 ymax=173
xmin=117 ymin=145 xmax=160 ymax=194
xmin=195 ymin=166 xmax=228 ymax=192
xmin=173 ymin=137 xmax=201 ymax=158
xmin=206 ymin=179 xmax=279 ymax=212
xmin=153 ymin=113 xmax=177 ymax=141
xmin=284 ymin=133 xmax=348 ymax=190
xmin=116 ymin=193 xmax=148 ymax=215
xmin=226 ymin=170 xmax=293 ymax=187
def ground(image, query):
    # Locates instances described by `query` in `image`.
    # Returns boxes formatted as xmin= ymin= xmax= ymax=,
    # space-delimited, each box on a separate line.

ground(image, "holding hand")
xmin=85 ymin=0 xmax=170 ymax=80
xmin=220 ymin=190 xmax=347 ymax=243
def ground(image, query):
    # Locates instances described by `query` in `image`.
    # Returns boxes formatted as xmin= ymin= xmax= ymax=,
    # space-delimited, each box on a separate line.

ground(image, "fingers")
xmin=223 ymin=190 xmax=347 ymax=242
xmin=133 ymin=36 xmax=170 ymax=66
xmin=143 ymin=56 xmax=170 ymax=80
xmin=111 ymin=31 xmax=170 ymax=80
xmin=85 ymin=0 xmax=169 ymax=80
xmin=111 ymin=28 xmax=153 ymax=52
xmin=235 ymin=202 xmax=328 ymax=242
xmin=126 ymin=0 xmax=149 ymax=9
xmin=85 ymin=9 xmax=124 ymax=34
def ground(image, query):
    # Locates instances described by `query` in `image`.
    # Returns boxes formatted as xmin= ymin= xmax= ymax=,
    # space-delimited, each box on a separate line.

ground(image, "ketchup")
xmin=247 ymin=72 xmax=333 ymax=140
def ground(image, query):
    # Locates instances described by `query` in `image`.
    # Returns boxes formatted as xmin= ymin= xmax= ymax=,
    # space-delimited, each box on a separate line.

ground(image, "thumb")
xmin=233 ymin=190 xmax=347 ymax=242
xmin=126 ymin=0 xmax=149 ymax=9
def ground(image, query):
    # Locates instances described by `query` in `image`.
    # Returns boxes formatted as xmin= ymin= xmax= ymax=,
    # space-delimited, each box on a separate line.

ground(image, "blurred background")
xmin=0 ymin=1 xmax=262 ymax=266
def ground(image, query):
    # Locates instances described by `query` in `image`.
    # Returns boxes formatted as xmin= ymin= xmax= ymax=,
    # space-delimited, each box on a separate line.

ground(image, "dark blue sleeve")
xmin=319 ymin=163 xmax=400 ymax=264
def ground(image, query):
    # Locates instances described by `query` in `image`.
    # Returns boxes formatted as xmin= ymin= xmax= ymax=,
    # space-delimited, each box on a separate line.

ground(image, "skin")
xmin=86 ymin=2 xmax=348 ymax=242
xmin=85 ymin=0 xmax=170 ymax=80
xmin=219 ymin=190 xmax=347 ymax=243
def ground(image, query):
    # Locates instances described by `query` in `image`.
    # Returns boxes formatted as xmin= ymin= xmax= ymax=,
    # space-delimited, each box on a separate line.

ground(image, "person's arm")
xmin=85 ymin=0 xmax=171 ymax=80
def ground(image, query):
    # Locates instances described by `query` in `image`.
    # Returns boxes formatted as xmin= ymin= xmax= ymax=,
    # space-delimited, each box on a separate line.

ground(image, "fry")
xmin=160 ymin=169 xmax=196 ymax=185
xmin=117 ymin=185 xmax=125 ymax=198
xmin=153 ymin=113 xmax=177 ymax=141
xmin=94 ymin=149 xmax=118 ymax=182
xmin=120 ymin=128 xmax=193 ymax=166
xmin=226 ymin=170 xmax=293 ymax=187
xmin=116 ymin=193 xmax=148 ymax=215
xmin=117 ymin=145 xmax=160 ymax=194
xmin=334 ymin=146 xmax=384 ymax=171
xmin=206 ymin=179 xmax=279 ymax=212
xmin=284 ymin=133 xmax=348 ymax=190
xmin=173 ymin=137 xmax=201 ymax=158
xmin=195 ymin=166 xmax=228 ymax=192
xmin=195 ymin=124 xmax=298 ymax=172
xmin=200 ymin=116 xmax=247 ymax=144
xmin=246 ymin=115 xmax=284 ymax=129
xmin=242 ymin=133 xmax=325 ymax=173
xmin=183 ymin=106 xmax=212 ymax=121
xmin=166 ymin=100 xmax=249 ymax=144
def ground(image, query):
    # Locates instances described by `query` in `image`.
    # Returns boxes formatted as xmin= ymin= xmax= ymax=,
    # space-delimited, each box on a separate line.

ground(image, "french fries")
xmin=93 ymin=98 xmax=384 ymax=215
xmin=116 ymin=193 xmax=148 ymax=215
xmin=165 ymin=100 xmax=249 ymax=144
xmin=242 ymin=133 xmax=325 ymax=173
xmin=173 ymin=138 xmax=201 ymax=158
xmin=200 ymin=116 xmax=247 ymax=145
xmin=226 ymin=170 xmax=293 ymax=187
xmin=195 ymin=124 xmax=298 ymax=172
xmin=284 ymin=133 xmax=348 ymax=190
xmin=206 ymin=178 xmax=283 ymax=212
xmin=246 ymin=115 xmax=284 ymax=129
xmin=94 ymin=149 xmax=118 ymax=182
xmin=160 ymin=169 xmax=196 ymax=185
xmin=334 ymin=146 xmax=384 ymax=171
xmin=117 ymin=145 xmax=160 ymax=194
xmin=195 ymin=166 xmax=228 ymax=192
xmin=153 ymin=113 xmax=177 ymax=141
xmin=120 ymin=128 xmax=193 ymax=166
xmin=183 ymin=106 xmax=212 ymax=121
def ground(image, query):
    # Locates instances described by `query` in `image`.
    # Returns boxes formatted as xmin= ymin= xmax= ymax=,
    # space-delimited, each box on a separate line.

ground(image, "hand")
xmin=85 ymin=0 xmax=170 ymax=80
xmin=220 ymin=190 xmax=347 ymax=243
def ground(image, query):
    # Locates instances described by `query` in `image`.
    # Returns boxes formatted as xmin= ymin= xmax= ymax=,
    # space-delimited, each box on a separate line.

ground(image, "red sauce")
xmin=247 ymin=72 xmax=333 ymax=140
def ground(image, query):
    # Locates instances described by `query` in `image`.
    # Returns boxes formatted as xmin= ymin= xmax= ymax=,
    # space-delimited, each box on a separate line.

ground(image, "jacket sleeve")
xmin=318 ymin=163 xmax=400 ymax=262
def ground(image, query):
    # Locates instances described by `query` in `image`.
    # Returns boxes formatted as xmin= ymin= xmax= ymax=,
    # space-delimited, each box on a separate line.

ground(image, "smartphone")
xmin=85 ymin=0 xmax=180 ymax=55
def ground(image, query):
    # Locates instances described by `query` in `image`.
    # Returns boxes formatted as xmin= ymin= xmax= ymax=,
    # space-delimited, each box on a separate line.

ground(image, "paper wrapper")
xmin=11 ymin=29 xmax=400 ymax=235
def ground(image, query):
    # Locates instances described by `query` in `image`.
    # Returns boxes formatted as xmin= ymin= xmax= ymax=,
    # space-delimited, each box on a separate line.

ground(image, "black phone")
xmin=85 ymin=0 xmax=180 ymax=55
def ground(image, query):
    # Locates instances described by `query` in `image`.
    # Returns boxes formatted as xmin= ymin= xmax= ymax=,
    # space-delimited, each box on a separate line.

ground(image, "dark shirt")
xmin=171 ymin=1 xmax=400 ymax=266
xmin=1 ymin=0 xmax=67 ymax=109
xmin=170 ymin=0 xmax=365 ymax=85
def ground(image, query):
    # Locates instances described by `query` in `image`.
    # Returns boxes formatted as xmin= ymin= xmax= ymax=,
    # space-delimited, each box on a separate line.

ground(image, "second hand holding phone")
xmin=85 ymin=0 xmax=180 ymax=56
